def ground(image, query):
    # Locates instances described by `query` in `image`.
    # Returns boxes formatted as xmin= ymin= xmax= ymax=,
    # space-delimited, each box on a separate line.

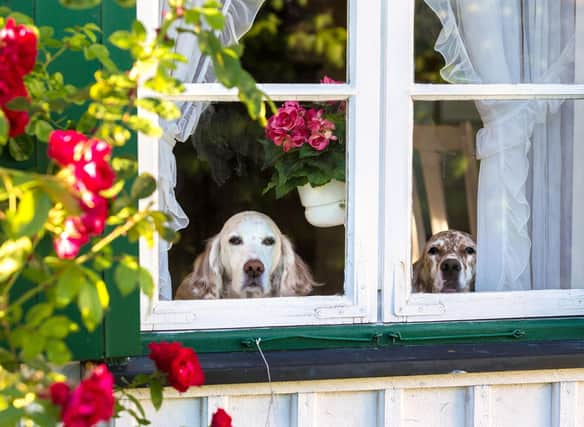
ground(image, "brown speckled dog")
xmin=413 ymin=230 xmax=476 ymax=293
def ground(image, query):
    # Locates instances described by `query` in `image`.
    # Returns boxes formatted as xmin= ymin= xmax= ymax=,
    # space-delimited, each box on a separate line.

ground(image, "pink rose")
xmin=61 ymin=364 xmax=115 ymax=427
xmin=320 ymin=75 xmax=342 ymax=84
xmin=0 ymin=18 xmax=38 ymax=77
xmin=308 ymin=135 xmax=331 ymax=151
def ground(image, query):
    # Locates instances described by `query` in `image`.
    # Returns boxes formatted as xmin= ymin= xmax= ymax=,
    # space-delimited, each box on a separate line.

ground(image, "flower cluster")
xmin=148 ymin=341 xmax=205 ymax=392
xmin=265 ymin=101 xmax=337 ymax=152
xmin=47 ymin=130 xmax=116 ymax=259
xmin=265 ymin=76 xmax=343 ymax=153
xmin=0 ymin=18 xmax=37 ymax=137
xmin=49 ymin=364 xmax=115 ymax=427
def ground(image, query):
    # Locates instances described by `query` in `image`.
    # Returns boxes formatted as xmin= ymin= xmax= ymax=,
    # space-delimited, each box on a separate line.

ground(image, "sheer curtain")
xmin=158 ymin=0 xmax=265 ymax=300
xmin=424 ymin=0 xmax=575 ymax=291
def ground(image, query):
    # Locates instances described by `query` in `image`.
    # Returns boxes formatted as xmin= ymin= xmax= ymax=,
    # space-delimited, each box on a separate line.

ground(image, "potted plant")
xmin=259 ymin=78 xmax=346 ymax=227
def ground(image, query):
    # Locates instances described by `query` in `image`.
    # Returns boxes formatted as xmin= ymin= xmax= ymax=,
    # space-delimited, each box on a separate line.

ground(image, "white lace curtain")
xmin=424 ymin=0 xmax=576 ymax=291
xmin=158 ymin=0 xmax=265 ymax=300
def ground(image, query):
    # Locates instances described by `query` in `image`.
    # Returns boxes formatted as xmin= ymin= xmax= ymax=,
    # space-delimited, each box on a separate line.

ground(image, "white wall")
xmin=114 ymin=369 xmax=584 ymax=427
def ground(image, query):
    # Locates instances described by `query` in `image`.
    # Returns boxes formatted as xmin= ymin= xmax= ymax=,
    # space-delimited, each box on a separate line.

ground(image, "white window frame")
xmin=137 ymin=0 xmax=382 ymax=331
xmin=382 ymin=1 xmax=584 ymax=323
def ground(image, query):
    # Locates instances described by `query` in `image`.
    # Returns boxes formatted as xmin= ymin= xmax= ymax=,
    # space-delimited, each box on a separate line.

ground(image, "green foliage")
xmin=0 ymin=1 xmax=267 ymax=425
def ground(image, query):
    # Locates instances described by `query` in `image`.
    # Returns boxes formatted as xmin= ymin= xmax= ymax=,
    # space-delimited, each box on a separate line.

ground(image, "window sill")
xmin=110 ymin=339 xmax=584 ymax=386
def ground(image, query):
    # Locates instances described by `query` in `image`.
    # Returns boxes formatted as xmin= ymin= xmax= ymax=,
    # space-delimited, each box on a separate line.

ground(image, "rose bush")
xmin=260 ymin=76 xmax=346 ymax=198
xmin=211 ymin=408 xmax=233 ymax=427
xmin=0 ymin=0 xmax=266 ymax=425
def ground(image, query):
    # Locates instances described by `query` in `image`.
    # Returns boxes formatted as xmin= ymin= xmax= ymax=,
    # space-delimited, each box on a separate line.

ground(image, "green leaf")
xmin=139 ymin=267 xmax=154 ymax=298
xmin=0 ymin=407 xmax=23 ymax=427
xmin=114 ymin=255 xmax=139 ymax=296
xmin=21 ymin=334 xmax=46 ymax=360
xmin=150 ymin=378 xmax=163 ymax=411
xmin=59 ymin=0 xmax=101 ymax=9
xmin=77 ymin=282 xmax=103 ymax=332
xmin=5 ymin=96 xmax=30 ymax=111
xmin=25 ymin=303 xmax=54 ymax=328
xmin=39 ymin=316 xmax=78 ymax=338
xmin=112 ymin=156 xmax=138 ymax=180
xmin=8 ymin=135 xmax=34 ymax=161
xmin=130 ymin=173 xmax=157 ymax=200
xmin=198 ymin=7 xmax=225 ymax=30
xmin=33 ymin=120 xmax=54 ymax=142
xmin=93 ymin=245 xmax=113 ymax=271
xmin=109 ymin=30 xmax=134 ymax=50
xmin=45 ymin=339 xmax=72 ymax=365
xmin=115 ymin=0 xmax=136 ymax=6
xmin=0 ymin=110 xmax=8 ymax=145
xmin=0 ymin=237 xmax=32 ymax=282
xmin=55 ymin=265 xmax=86 ymax=307
xmin=5 ymin=190 xmax=51 ymax=238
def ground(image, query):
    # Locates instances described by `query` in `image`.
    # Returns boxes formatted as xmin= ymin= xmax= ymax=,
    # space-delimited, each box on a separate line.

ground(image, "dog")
xmin=175 ymin=211 xmax=320 ymax=299
xmin=412 ymin=230 xmax=476 ymax=293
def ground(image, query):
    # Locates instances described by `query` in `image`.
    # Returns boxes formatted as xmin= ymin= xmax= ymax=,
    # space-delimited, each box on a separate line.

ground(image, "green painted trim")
xmin=102 ymin=0 xmax=141 ymax=358
xmin=137 ymin=318 xmax=584 ymax=355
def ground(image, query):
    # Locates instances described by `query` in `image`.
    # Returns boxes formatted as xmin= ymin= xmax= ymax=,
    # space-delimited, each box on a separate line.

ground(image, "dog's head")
xmin=412 ymin=230 xmax=476 ymax=293
xmin=175 ymin=211 xmax=319 ymax=299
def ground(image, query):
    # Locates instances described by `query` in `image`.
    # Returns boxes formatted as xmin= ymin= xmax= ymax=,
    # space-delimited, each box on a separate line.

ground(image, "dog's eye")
xmin=465 ymin=247 xmax=476 ymax=255
xmin=228 ymin=236 xmax=243 ymax=245
xmin=262 ymin=237 xmax=275 ymax=246
xmin=428 ymin=246 xmax=439 ymax=255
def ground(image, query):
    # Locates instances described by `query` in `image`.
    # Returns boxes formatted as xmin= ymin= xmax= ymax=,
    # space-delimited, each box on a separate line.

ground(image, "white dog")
xmin=175 ymin=211 xmax=320 ymax=299
xmin=412 ymin=230 xmax=476 ymax=293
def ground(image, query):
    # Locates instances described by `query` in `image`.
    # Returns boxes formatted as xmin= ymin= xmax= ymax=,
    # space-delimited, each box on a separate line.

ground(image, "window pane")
xmin=168 ymin=102 xmax=346 ymax=300
xmin=240 ymin=0 xmax=347 ymax=83
xmin=412 ymin=99 xmax=582 ymax=293
xmin=415 ymin=0 xmax=580 ymax=84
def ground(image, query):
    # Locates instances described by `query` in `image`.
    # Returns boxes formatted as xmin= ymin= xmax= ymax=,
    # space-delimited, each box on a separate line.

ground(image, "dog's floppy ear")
xmin=412 ymin=258 xmax=432 ymax=293
xmin=276 ymin=234 xmax=321 ymax=296
xmin=175 ymin=235 xmax=222 ymax=299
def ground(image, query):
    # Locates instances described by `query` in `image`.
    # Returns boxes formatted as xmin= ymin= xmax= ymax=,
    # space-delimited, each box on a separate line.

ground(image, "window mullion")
xmin=412 ymin=83 xmax=584 ymax=100
xmin=157 ymin=83 xmax=356 ymax=102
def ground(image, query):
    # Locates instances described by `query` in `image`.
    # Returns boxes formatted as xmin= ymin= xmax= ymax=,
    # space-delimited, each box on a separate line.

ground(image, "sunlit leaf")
xmin=5 ymin=190 xmax=51 ymax=238
xmin=114 ymin=255 xmax=139 ymax=296
xmin=77 ymin=282 xmax=103 ymax=332
xmin=130 ymin=173 xmax=156 ymax=200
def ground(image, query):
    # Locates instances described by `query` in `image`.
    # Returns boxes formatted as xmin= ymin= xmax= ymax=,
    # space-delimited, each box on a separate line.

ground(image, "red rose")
xmin=0 ymin=71 xmax=30 ymax=137
xmin=74 ymin=158 xmax=115 ymax=192
xmin=4 ymin=108 xmax=29 ymax=137
xmin=83 ymin=138 xmax=112 ymax=163
xmin=48 ymin=130 xmax=87 ymax=166
xmin=167 ymin=347 xmax=205 ymax=392
xmin=0 ymin=18 xmax=38 ymax=77
xmin=49 ymin=382 xmax=71 ymax=408
xmin=79 ymin=192 xmax=108 ymax=236
xmin=148 ymin=341 xmax=182 ymax=372
xmin=148 ymin=341 xmax=205 ymax=393
xmin=211 ymin=408 xmax=232 ymax=427
xmin=53 ymin=217 xmax=89 ymax=260
xmin=61 ymin=364 xmax=115 ymax=427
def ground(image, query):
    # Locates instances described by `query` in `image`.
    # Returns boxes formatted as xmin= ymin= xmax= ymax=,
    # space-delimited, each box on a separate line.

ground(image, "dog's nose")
xmin=243 ymin=259 xmax=264 ymax=278
xmin=440 ymin=259 xmax=461 ymax=276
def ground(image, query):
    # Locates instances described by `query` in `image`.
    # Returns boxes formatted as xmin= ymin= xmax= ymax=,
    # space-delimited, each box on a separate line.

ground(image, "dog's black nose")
xmin=440 ymin=259 xmax=461 ymax=276
xmin=244 ymin=259 xmax=264 ymax=278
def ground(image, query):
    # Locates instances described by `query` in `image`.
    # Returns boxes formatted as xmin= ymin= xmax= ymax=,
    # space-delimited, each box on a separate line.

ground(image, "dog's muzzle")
xmin=242 ymin=259 xmax=266 ymax=295
xmin=440 ymin=258 xmax=461 ymax=292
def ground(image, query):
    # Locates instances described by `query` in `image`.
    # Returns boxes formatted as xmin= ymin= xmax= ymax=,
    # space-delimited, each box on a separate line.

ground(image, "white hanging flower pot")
xmin=297 ymin=179 xmax=346 ymax=227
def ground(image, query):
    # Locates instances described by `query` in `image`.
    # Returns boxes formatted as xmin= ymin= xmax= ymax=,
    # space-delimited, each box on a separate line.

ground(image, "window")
xmin=384 ymin=0 xmax=584 ymax=322
xmin=135 ymin=0 xmax=584 ymax=336
xmin=138 ymin=0 xmax=381 ymax=331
